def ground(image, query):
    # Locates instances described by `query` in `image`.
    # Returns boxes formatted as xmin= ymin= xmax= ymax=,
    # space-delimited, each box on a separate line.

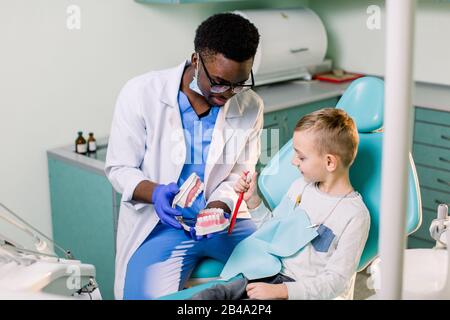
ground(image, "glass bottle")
xmin=75 ymin=131 xmax=87 ymax=155
xmin=87 ymin=132 xmax=97 ymax=153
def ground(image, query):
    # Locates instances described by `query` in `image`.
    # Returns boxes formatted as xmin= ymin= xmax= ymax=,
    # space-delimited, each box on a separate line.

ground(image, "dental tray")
xmin=315 ymin=71 xmax=364 ymax=83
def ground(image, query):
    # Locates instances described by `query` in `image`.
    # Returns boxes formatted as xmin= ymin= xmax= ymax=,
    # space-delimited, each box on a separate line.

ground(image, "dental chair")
xmin=168 ymin=76 xmax=422 ymax=300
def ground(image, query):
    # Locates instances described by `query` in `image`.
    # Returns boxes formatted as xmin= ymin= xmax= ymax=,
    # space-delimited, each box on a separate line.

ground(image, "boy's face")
xmin=291 ymin=130 xmax=328 ymax=183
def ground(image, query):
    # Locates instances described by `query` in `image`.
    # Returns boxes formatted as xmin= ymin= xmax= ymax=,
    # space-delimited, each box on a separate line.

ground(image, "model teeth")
xmin=193 ymin=208 xmax=230 ymax=236
xmin=186 ymin=188 xmax=202 ymax=207
xmin=172 ymin=173 xmax=204 ymax=208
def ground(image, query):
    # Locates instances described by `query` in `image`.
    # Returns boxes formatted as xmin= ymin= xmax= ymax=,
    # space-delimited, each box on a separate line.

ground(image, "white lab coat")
xmin=105 ymin=60 xmax=264 ymax=299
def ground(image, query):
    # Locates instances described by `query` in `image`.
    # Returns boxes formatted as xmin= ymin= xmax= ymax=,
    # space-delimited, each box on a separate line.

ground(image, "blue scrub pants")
xmin=123 ymin=219 xmax=256 ymax=300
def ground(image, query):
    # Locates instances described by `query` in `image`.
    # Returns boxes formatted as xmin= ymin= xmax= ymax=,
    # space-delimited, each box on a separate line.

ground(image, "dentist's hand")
xmin=152 ymin=183 xmax=182 ymax=229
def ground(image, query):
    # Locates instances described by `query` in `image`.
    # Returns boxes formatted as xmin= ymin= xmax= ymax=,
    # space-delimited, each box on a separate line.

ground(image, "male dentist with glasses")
xmin=105 ymin=12 xmax=264 ymax=300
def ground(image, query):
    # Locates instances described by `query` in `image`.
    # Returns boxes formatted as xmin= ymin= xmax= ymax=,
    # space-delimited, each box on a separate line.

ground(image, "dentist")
xmin=105 ymin=13 xmax=263 ymax=299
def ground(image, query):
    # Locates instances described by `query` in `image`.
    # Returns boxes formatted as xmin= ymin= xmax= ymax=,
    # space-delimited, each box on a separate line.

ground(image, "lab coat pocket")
xmin=311 ymin=224 xmax=336 ymax=253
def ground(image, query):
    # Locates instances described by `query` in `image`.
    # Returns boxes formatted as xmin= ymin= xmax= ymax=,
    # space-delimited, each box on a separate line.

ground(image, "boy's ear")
xmin=325 ymin=154 xmax=338 ymax=172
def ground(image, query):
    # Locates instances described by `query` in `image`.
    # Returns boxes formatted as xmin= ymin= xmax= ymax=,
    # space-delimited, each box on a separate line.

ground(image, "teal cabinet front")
xmin=48 ymin=156 xmax=117 ymax=300
xmin=409 ymin=107 xmax=450 ymax=248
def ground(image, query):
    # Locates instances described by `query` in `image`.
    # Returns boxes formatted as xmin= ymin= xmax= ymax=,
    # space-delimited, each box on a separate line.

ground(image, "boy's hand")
xmin=234 ymin=172 xmax=260 ymax=209
xmin=246 ymin=282 xmax=288 ymax=300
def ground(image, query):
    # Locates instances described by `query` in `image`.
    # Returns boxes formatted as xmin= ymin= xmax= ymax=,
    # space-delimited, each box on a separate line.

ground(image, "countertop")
xmin=254 ymin=80 xmax=350 ymax=113
xmin=48 ymin=137 xmax=109 ymax=175
xmin=413 ymin=82 xmax=450 ymax=112
xmin=254 ymin=79 xmax=450 ymax=114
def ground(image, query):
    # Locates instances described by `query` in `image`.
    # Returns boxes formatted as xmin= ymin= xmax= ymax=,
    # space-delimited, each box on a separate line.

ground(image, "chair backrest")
xmin=258 ymin=77 xmax=422 ymax=271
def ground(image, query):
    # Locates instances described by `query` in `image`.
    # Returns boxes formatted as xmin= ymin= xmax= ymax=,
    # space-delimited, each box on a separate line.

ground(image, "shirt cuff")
xmin=284 ymin=281 xmax=307 ymax=300
xmin=248 ymin=201 xmax=270 ymax=220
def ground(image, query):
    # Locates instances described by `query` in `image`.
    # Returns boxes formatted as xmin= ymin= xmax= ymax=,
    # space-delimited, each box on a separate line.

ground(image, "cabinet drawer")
xmin=413 ymin=143 xmax=450 ymax=172
xmin=410 ymin=208 xmax=436 ymax=242
xmin=414 ymin=122 xmax=450 ymax=149
xmin=415 ymin=107 xmax=450 ymax=127
xmin=416 ymin=165 xmax=450 ymax=193
xmin=421 ymin=187 xmax=450 ymax=211
xmin=262 ymin=112 xmax=284 ymax=162
xmin=408 ymin=236 xmax=434 ymax=249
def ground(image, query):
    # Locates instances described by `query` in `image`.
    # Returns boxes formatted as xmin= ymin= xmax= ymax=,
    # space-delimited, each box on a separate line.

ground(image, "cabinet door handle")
xmin=282 ymin=116 xmax=289 ymax=132
xmin=290 ymin=47 xmax=309 ymax=54
xmin=437 ymin=178 xmax=450 ymax=187
xmin=439 ymin=157 xmax=450 ymax=164
xmin=441 ymin=135 xmax=450 ymax=141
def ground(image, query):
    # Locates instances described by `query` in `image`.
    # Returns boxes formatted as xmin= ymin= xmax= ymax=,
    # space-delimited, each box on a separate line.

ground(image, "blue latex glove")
xmin=152 ymin=183 xmax=182 ymax=229
xmin=186 ymin=212 xmax=231 ymax=241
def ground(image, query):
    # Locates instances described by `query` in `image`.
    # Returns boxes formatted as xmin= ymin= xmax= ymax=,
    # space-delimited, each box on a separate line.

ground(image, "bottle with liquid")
xmin=75 ymin=131 xmax=87 ymax=155
xmin=87 ymin=132 xmax=97 ymax=153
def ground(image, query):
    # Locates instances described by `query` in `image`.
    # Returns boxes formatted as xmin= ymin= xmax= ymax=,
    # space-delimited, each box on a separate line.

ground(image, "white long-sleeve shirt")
xmin=249 ymin=177 xmax=370 ymax=300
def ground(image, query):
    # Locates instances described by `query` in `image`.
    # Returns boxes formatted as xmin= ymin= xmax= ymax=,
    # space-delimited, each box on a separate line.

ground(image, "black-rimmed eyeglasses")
xmin=198 ymin=53 xmax=254 ymax=94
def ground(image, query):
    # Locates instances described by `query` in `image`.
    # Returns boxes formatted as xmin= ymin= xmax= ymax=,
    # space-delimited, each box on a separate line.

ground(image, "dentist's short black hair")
xmin=194 ymin=13 xmax=260 ymax=62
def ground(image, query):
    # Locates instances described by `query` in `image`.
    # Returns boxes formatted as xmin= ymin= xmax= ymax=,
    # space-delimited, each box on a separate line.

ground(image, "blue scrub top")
xmin=177 ymin=90 xmax=220 ymax=220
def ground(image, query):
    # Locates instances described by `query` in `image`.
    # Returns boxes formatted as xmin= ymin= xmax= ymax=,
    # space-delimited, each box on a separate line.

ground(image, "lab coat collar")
xmin=160 ymin=60 xmax=243 ymax=119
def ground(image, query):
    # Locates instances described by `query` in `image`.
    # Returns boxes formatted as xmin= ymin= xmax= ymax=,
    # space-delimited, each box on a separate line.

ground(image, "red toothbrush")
xmin=228 ymin=171 xmax=250 ymax=234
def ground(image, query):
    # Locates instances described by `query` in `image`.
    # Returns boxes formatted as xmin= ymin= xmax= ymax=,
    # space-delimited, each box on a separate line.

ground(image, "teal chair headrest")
xmin=336 ymin=77 xmax=384 ymax=133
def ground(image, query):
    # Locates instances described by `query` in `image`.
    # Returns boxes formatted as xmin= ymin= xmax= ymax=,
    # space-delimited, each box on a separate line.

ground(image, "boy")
xmin=192 ymin=108 xmax=370 ymax=300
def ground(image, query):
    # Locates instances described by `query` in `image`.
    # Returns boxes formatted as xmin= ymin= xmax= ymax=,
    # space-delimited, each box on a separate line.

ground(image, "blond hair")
xmin=294 ymin=108 xmax=359 ymax=167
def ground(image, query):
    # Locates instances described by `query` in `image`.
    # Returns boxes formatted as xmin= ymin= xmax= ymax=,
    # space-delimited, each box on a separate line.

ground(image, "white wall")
xmin=0 ymin=0 xmax=308 ymax=248
xmin=310 ymin=0 xmax=450 ymax=86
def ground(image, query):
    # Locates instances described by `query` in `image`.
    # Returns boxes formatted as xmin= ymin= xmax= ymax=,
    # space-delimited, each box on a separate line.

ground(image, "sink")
xmin=369 ymin=232 xmax=450 ymax=299
xmin=402 ymin=248 xmax=448 ymax=298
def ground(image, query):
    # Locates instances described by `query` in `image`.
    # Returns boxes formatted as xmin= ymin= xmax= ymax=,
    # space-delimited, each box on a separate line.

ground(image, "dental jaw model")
xmin=171 ymin=172 xmax=229 ymax=235
xmin=193 ymin=208 xmax=230 ymax=236
xmin=172 ymin=172 xmax=204 ymax=209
